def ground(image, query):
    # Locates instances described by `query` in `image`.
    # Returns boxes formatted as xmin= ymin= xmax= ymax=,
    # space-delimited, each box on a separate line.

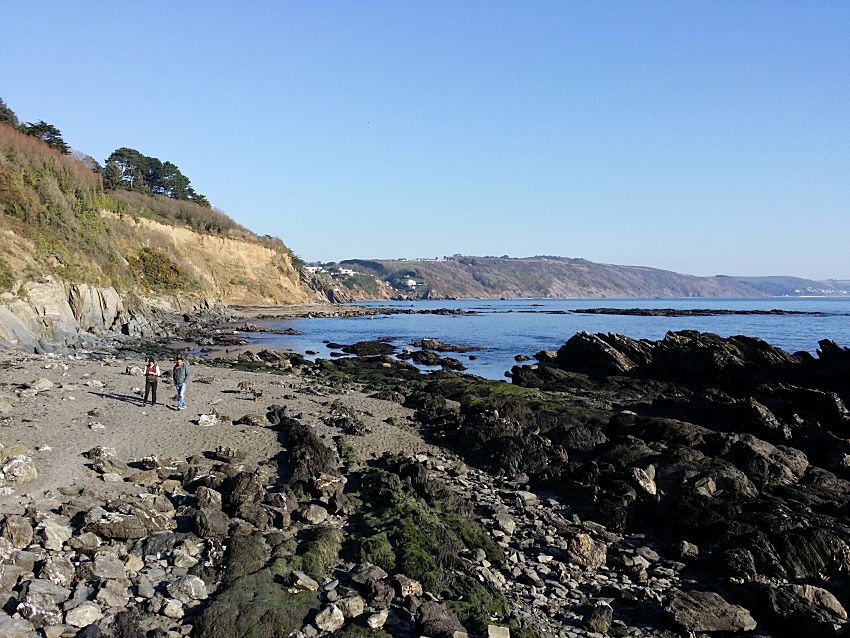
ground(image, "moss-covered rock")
xmin=350 ymin=465 xmax=508 ymax=634
xmin=196 ymin=528 xmax=342 ymax=638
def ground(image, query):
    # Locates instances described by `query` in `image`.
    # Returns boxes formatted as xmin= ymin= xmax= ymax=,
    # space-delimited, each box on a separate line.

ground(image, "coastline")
xmin=1 ymin=309 xmax=850 ymax=636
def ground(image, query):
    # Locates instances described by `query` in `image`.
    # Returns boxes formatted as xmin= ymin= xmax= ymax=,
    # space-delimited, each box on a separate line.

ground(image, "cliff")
xmin=0 ymin=121 xmax=323 ymax=349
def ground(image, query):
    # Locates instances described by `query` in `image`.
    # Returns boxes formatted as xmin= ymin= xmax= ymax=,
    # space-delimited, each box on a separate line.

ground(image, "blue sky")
xmin=2 ymin=2 xmax=848 ymax=278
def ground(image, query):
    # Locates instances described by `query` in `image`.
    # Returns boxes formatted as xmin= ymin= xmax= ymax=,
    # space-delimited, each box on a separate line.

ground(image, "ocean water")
xmin=243 ymin=298 xmax=850 ymax=380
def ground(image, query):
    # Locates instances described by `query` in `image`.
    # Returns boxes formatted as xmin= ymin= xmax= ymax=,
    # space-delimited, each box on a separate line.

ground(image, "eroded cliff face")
xmin=0 ymin=211 xmax=327 ymax=350
xmin=103 ymin=213 xmax=317 ymax=306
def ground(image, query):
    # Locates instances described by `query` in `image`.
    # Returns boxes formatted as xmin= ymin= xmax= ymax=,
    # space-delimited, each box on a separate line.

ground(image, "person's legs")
xmin=151 ymin=381 xmax=157 ymax=406
xmin=177 ymin=383 xmax=186 ymax=409
xmin=144 ymin=380 xmax=152 ymax=405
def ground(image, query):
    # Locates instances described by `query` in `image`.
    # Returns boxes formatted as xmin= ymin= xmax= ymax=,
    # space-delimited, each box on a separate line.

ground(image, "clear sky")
xmin=2 ymin=2 xmax=848 ymax=279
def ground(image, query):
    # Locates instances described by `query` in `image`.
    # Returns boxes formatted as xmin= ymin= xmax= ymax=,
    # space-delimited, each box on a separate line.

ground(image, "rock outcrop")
xmin=0 ymin=277 xmax=227 ymax=351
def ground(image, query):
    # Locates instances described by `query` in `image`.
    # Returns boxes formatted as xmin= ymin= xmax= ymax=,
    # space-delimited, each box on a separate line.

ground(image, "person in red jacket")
xmin=143 ymin=357 xmax=160 ymax=406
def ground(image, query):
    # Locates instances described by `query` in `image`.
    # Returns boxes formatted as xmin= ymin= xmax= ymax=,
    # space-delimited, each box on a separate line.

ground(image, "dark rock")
xmin=267 ymin=408 xmax=339 ymax=494
xmin=222 ymin=472 xmax=267 ymax=514
xmin=194 ymin=508 xmax=231 ymax=538
xmin=412 ymin=339 xmax=480 ymax=352
xmin=667 ymin=590 xmax=757 ymax=633
xmin=416 ymin=601 xmax=466 ymax=638
xmin=341 ymin=341 xmax=396 ymax=357
xmin=749 ymin=583 xmax=847 ymax=637
xmin=583 ymin=602 xmax=613 ymax=634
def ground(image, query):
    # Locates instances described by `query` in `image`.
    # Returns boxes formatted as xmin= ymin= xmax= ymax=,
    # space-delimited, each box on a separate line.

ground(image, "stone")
xmin=162 ymin=598 xmax=184 ymax=619
xmin=350 ymin=562 xmax=389 ymax=585
xmin=128 ymin=469 xmax=160 ymax=485
xmin=756 ymin=583 xmax=848 ymax=634
xmin=301 ymin=504 xmax=329 ymax=525
xmin=43 ymin=625 xmax=66 ymax=638
xmin=40 ymin=518 xmax=72 ymax=550
xmin=39 ymin=555 xmax=75 ymax=587
xmin=172 ymin=549 xmax=198 ymax=569
xmin=97 ymin=579 xmax=130 ymax=608
xmin=196 ymin=486 xmax=223 ymax=509
xmin=194 ymin=507 xmax=231 ymax=538
xmin=167 ymin=575 xmax=209 ymax=603
xmin=582 ymin=603 xmax=613 ymax=634
xmin=629 ymin=467 xmax=657 ymax=497
xmin=2 ymin=515 xmax=33 ymax=548
xmin=1 ymin=455 xmax=38 ymax=483
xmin=213 ymin=446 xmax=246 ymax=463
xmin=516 ymin=491 xmax=539 ymax=505
xmin=291 ymin=570 xmax=319 ymax=591
xmin=89 ymin=513 xmax=147 ymax=540
xmin=417 ymin=601 xmax=466 ymax=637
xmin=393 ymin=574 xmax=424 ymax=598
xmin=494 ymin=512 xmax=516 ymax=535
xmin=367 ymin=609 xmax=389 ymax=629
xmin=76 ymin=626 xmax=103 ymax=638
xmin=0 ymin=615 xmax=35 ymax=638
xmin=487 ymin=626 xmax=511 ymax=638
xmin=0 ymin=563 xmax=25 ymax=589
xmin=69 ymin=531 xmax=101 ymax=553
xmin=125 ymin=554 xmax=144 ymax=572
xmin=90 ymin=450 xmax=130 ymax=475
xmin=667 ymin=590 xmax=757 ymax=633
xmin=65 ymin=601 xmax=104 ymax=627
xmin=198 ymin=413 xmax=218 ymax=427
xmin=29 ymin=378 xmax=54 ymax=392
xmin=137 ymin=578 xmax=155 ymax=599
xmin=565 ymin=533 xmax=607 ymax=570
xmin=18 ymin=579 xmax=71 ymax=626
xmin=314 ymin=604 xmax=345 ymax=633
xmin=93 ymin=552 xmax=127 ymax=580
xmin=337 ymin=594 xmax=366 ymax=618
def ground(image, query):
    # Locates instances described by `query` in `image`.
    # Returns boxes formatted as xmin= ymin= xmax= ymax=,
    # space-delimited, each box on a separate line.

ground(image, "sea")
xmin=241 ymin=297 xmax=850 ymax=380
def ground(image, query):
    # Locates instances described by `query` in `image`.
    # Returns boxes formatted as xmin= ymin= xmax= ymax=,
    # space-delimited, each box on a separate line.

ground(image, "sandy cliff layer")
xmin=0 ymin=213 xmax=325 ymax=350
xmin=102 ymin=213 xmax=316 ymax=306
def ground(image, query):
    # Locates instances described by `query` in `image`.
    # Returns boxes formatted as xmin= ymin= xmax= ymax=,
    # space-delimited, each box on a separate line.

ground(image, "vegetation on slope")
xmin=339 ymin=256 xmax=772 ymax=299
xmin=0 ymin=97 xmax=308 ymax=301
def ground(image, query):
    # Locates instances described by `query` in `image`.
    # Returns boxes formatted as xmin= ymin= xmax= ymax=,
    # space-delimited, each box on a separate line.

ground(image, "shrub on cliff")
xmin=0 ymin=256 xmax=13 ymax=292
xmin=129 ymin=247 xmax=186 ymax=290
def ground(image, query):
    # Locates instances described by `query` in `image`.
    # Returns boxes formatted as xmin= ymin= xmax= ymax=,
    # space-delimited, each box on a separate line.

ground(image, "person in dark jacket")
xmin=172 ymin=356 xmax=189 ymax=410
xmin=143 ymin=357 xmax=160 ymax=406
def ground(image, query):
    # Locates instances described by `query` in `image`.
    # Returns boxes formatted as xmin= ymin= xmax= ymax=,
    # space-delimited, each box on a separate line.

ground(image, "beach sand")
xmin=0 ymin=350 xmax=440 ymax=510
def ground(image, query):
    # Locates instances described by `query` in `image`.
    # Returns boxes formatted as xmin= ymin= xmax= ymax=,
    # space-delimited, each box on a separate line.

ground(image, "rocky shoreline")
xmin=0 ymin=324 xmax=849 ymax=637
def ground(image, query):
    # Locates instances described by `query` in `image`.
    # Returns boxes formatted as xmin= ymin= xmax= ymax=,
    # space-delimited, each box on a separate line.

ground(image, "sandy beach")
xmin=0 ymin=350 xmax=439 ymax=507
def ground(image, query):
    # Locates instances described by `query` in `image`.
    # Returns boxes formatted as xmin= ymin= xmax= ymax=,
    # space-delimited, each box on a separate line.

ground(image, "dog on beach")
xmin=237 ymin=381 xmax=263 ymax=401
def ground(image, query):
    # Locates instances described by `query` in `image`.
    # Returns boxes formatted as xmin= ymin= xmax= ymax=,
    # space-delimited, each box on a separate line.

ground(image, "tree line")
xmin=0 ymin=96 xmax=209 ymax=207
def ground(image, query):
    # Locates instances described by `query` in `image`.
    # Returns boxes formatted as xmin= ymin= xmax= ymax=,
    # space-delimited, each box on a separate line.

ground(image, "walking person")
xmin=143 ymin=357 xmax=160 ymax=406
xmin=172 ymin=355 xmax=189 ymax=410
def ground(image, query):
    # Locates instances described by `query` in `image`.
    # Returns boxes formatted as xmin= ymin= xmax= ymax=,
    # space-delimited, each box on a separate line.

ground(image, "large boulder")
xmin=750 ymin=583 xmax=847 ymax=637
xmin=416 ymin=601 xmax=466 ymax=638
xmin=556 ymin=332 xmax=641 ymax=376
xmin=17 ymin=578 xmax=71 ymax=627
xmin=667 ymin=590 xmax=757 ymax=633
